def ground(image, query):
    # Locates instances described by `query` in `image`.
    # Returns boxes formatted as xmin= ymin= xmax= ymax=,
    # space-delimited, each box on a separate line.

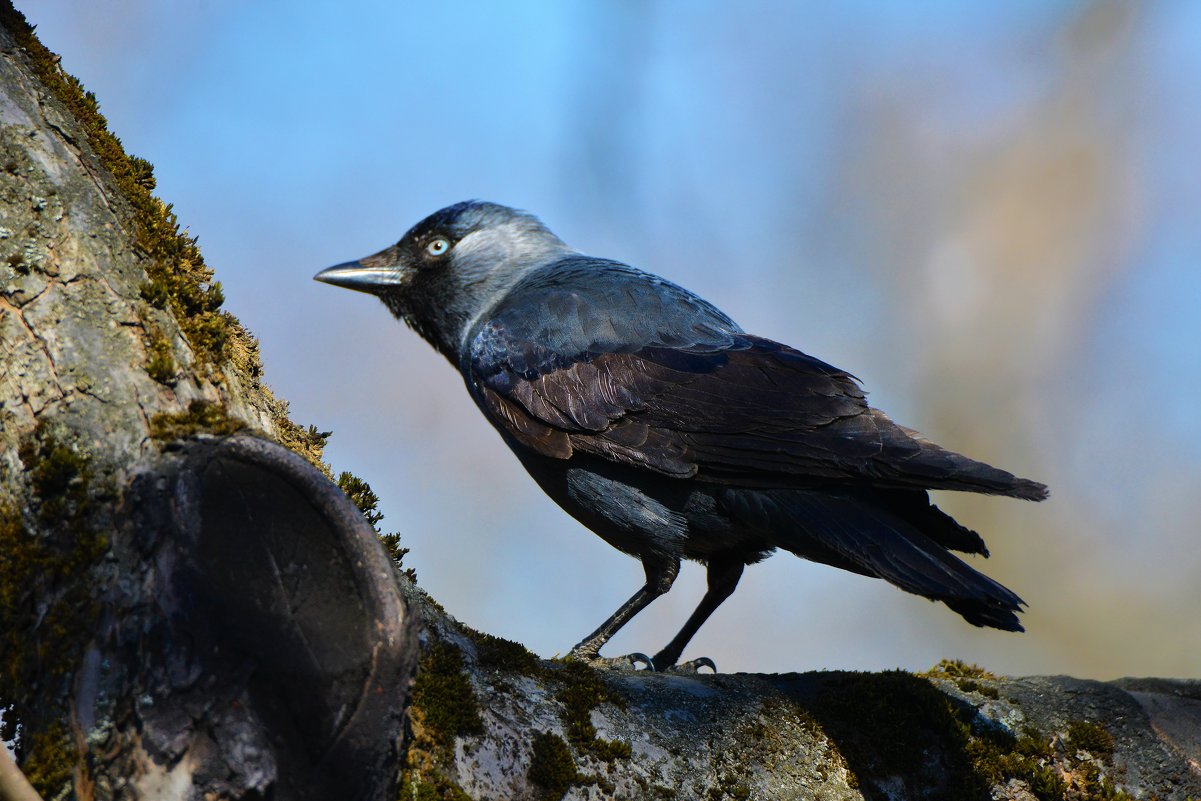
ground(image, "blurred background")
xmin=23 ymin=1 xmax=1200 ymax=679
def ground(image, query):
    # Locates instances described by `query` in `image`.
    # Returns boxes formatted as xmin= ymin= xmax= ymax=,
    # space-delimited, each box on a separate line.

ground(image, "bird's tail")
xmin=724 ymin=487 xmax=1025 ymax=631
xmin=880 ymin=419 xmax=1049 ymax=502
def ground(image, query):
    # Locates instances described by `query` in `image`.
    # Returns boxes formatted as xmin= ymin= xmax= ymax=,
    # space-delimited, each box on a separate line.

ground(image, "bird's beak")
xmin=313 ymin=256 xmax=406 ymax=295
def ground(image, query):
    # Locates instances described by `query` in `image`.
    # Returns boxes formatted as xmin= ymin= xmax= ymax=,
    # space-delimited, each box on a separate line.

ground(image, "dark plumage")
xmin=315 ymin=201 xmax=1047 ymax=671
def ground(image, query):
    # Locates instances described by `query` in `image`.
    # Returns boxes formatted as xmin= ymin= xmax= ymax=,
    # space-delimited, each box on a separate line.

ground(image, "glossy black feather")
xmin=720 ymin=487 xmax=1022 ymax=629
xmin=472 ymin=312 xmax=1046 ymax=500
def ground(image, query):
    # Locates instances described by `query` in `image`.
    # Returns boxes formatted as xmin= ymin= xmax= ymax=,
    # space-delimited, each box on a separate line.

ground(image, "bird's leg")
xmin=568 ymin=554 xmax=679 ymax=669
xmin=652 ymin=555 xmax=745 ymax=672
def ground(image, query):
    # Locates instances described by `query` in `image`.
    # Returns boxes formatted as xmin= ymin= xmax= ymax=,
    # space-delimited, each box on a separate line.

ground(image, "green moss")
xmin=128 ymin=154 xmax=156 ymax=190
xmin=525 ymin=729 xmax=614 ymax=800
xmin=1065 ymin=721 xmax=1115 ymax=759
xmin=0 ymin=423 xmax=110 ymax=796
xmin=808 ymin=669 xmax=1134 ymax=801
xmin=465 ymin=629 xmax=541 ymax=675
xmin=145 ymin=327 xmax=177 ymax=384
xmin=410 ymin=643 xmax=483 ymax=751
xmin=336 ymin=471 xmax=414 ymax=580
xmin=400 ymin=644 xmax=630 ymax=799
xmin=337 ymin=471 xmax=383 ymax=527
xmin=138 ymin=279 xmax=170 ymax=309
xmin=1072 ymin=762 xmax=1130 ymax=801
xmin=969 ymin=718 xmax=1135 ymax=801
xmin=148 ymin=399 xmax=246 ymax=441
xmin=1058 ymin=720 xmax=1129 ymax=801
xmin=274 ymin=420 xmax=332 ymax=474
xmin=18 ymin=422 xmax=92 ymax=523
xmin=926 ymin=658 xmax=998 ymax=681
xmin=398 ymin=772 xmax=474 ymax=801
xmin=806 ymin=671 xmax=1136 ymax=801
xmin=924 ymin=659 xmax=1001 ymax=699
xmin=1029 ymin=766 xmax=1071 ymax=801
xmin=527 ymin=731 xmax=582 ymax=800
xmin=965 ymin=725 xmax=1063 ymax=801
xmin=399 ymin=643 xmax=483 ymax=800
xmin=149 ymin=402 xmax=335 ymax=480
xmin=553 ymin=660 xmax=631 ymax=762
xmin=378 ymin=532 xmax=415 ymax=579
xmin=19 ymin=722 xmax=76 ymax=798
xmin=807 ymin=672 xmax=1100 ymax=801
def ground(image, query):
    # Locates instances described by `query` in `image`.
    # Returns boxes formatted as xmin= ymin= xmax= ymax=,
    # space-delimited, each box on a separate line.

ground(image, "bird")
xmin=314 ymin=200 xmax=1047 ymax=673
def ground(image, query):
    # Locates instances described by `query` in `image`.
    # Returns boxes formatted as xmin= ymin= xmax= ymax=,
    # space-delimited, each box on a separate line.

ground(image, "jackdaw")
xmin=315 ymin=200 xmax=1047 ymax=672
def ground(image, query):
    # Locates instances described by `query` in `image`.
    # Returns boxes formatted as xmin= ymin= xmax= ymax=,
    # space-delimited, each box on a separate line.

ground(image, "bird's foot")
xmin=568 ymin=650 xmax=655 ymax=671
xmin=657 ymin=657 xmax=718 ymax=674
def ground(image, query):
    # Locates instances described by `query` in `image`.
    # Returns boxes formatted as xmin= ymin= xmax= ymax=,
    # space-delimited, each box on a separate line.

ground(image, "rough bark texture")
xmin=395 ymin=584 xmax=1201 ymax=801
xmin=91 ymin=435 xmax=416 ymax=801
xmin=0 ymin=7 xmax=416 ymax=800
xmin=1 ymin=6 xmax=1199 ymax=801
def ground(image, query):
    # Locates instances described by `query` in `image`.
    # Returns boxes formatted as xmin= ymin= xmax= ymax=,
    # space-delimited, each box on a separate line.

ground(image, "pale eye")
xmin=425 ymin=237 xmax=451 ymax=257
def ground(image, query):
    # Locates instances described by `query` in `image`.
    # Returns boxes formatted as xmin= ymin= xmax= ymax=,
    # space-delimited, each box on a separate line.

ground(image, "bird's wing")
xmin=466 ymin=269 xmax=1046 ymax=499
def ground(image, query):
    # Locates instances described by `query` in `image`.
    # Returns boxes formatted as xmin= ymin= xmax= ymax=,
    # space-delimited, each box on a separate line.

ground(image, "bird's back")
xmin=465 ymin=256 xmax=743 ymax=378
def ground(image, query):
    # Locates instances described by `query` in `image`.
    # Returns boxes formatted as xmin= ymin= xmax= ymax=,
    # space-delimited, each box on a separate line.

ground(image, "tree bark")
xmin=402 ymin=587 xmax=1201 ymax=801
xmin=0 ymin=7 xmax=415 ymax=799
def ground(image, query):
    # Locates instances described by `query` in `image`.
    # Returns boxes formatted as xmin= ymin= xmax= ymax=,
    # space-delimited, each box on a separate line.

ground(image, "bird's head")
xmin=314 ymin=200 xmax=571 ymax=360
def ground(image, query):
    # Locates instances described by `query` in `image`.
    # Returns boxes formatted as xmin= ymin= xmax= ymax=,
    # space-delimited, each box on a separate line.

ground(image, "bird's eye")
xmin=425 ymin=237 xmax=451 ymax=257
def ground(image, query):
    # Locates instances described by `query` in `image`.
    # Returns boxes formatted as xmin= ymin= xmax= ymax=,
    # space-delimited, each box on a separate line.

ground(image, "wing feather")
xmin=466 ymin=270 xmax=1046 ymax=500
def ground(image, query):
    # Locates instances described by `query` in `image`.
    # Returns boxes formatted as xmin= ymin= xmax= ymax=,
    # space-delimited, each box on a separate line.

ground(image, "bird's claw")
xmin=574 ymin=652 xmax=655 ymax=671
xmin=661 ymin=656 xmax=718 ymax=674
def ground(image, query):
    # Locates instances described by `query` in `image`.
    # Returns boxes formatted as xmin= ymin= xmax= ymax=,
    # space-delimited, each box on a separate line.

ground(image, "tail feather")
xmin=874 ymin=489 xmax=988 ymax=556
xmin=944 ymin=598 xmax=1024 ymax=632
xmin=881 ymin=419 xmax=1049 ymax=501
xmin=724 ymin=487 xmax=1025 ymax=631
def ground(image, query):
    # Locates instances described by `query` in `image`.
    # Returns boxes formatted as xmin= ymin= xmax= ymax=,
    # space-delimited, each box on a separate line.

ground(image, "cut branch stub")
xmin=77 ymin=436 xmax=417 ymax=800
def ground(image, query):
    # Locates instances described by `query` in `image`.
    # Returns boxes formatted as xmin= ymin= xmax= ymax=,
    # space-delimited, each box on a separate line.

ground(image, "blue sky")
xmin=23 ymin=1 xmax=1201 ymax=678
